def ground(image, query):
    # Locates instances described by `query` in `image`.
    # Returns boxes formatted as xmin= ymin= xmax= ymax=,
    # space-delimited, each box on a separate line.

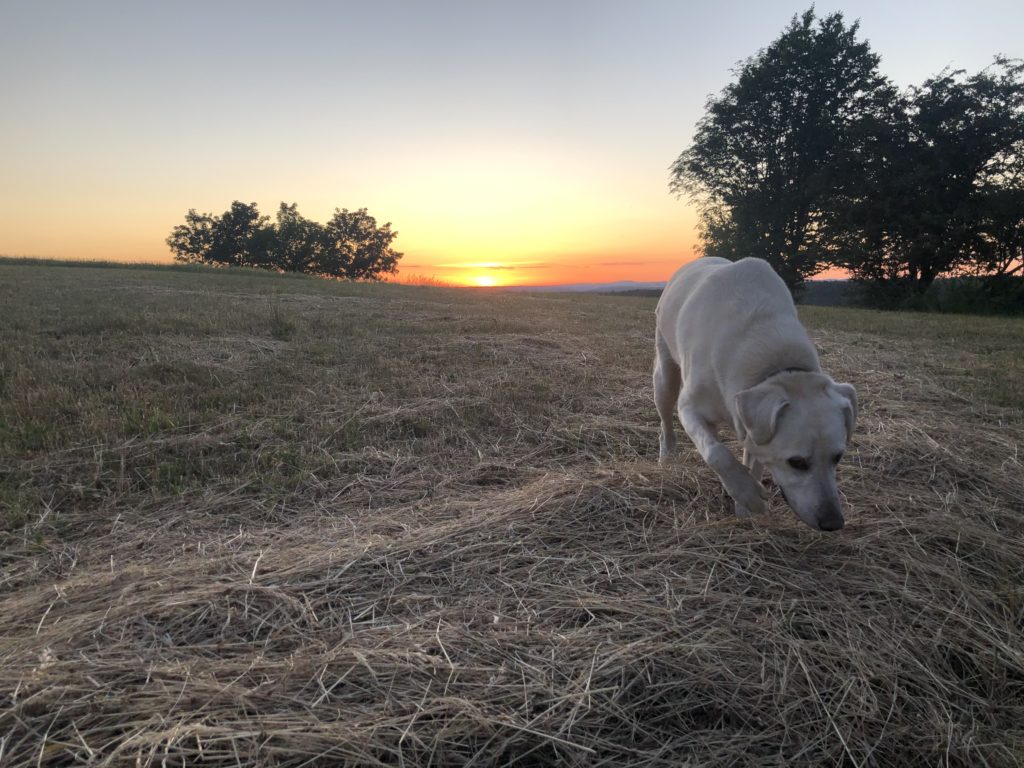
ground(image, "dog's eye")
xmin=832 ymin=452 xmax=844 ymax=464
xmin=787 ymin=457 xmax=810 ymax=471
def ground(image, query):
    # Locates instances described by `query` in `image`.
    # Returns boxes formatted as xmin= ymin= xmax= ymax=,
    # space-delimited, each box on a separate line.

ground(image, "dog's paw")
xmin=658 ymin=437 xmax=676 ymax=463
xmin=734 ymin=497 xmax=767 ymax=518
xmin=728 ymin=473 xmax=768 ymax=517
xmin=720 ymin=468 xmax=770 ymax=518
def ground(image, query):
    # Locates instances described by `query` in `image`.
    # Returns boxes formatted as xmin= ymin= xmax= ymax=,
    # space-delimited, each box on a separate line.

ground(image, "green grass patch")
xmin=800 ymin=305 xmax=1024 ymax=410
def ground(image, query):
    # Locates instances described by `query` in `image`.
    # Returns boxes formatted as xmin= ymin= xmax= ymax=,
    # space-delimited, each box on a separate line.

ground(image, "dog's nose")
xmin=818 ymin=513 xmax=845 ymax=531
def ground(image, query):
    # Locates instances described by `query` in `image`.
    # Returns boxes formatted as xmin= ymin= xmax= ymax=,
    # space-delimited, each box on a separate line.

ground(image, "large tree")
xmin=166 ymin=201 xmax=402 ymax=280
xmin=670 ymin=8 xmax=897 ymax=290
xmin=838 ymin=57 xmax=1024 ymax=299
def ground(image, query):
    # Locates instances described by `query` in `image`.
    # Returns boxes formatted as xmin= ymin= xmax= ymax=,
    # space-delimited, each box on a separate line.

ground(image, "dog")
xmin=654 ymin=257 xmax=857 ymax=531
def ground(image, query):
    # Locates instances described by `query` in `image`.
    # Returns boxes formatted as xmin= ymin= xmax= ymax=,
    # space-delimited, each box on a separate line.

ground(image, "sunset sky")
xmin=2 ymin=1 xmax=1022 ymax=287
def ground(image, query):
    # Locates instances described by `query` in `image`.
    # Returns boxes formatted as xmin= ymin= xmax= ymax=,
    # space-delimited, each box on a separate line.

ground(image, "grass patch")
xmin=0 ymin=485 xmax=29 ymax=532
xmin=0 ymin=262 xmax=1021 ymax=766
xmin=269 ymin=295 xmax=297 ymax=340
xmin=801 ymin=305 xmax=1024 ymax=410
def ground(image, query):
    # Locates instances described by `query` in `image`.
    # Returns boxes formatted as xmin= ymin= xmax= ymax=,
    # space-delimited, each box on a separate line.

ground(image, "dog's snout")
xmin=817 ymin=505 xmax=845 ymax=531
xmin=818 ymin=516 xmax=844 ymax=531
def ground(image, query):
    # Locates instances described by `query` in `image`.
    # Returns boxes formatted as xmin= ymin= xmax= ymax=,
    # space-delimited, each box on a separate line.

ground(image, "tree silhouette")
xmin=671 ymin=7 xmax=1024 ymax=308
xmin=838 ymin=58 xmax=1024 ymax=300
xmin=167 ymin=201 xmax=402 ymax=280
xmin=670 ymin=9 xmax=897 ymax=290
xmin=319 ymin=209 xmax=402 ymax=280
xmin=271 ymin=203 xmax=322 ymax=275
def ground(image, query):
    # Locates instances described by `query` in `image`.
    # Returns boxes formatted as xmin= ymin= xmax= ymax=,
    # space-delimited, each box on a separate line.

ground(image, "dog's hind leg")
xmin=653 ymin=334 xmax=681 ymax=462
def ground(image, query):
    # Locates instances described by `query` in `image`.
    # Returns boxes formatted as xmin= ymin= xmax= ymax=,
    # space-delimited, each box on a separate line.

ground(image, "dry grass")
xmin=0 ymin=260 xmax=1022 ymax=766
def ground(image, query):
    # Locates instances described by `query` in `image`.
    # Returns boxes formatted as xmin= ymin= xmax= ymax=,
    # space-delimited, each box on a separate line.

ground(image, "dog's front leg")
xmin=678 ymin=402 xmax=767 ymax=517
xmin=742 ymin=446 xmax=764 ymax=484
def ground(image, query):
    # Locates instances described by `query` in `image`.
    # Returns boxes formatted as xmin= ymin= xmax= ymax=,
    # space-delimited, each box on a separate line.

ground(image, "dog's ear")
xmin=735 ymin=383 xmax=789 ymax=445
xmin=831 ymin=382 xmax=858 ymax=439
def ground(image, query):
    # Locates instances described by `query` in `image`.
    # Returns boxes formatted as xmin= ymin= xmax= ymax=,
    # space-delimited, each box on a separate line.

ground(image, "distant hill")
xmin=503 ymin=278 xmax=858 ymax=305
xmin=504 ymin=280 xmax=666 ymax=294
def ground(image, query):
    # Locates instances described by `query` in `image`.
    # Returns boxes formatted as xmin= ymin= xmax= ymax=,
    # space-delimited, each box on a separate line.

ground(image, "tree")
xmin=166 ymin=201 xmax=269 ymax=268
xmin=958 ymin=59 xmax=1024 ymax=284
xmin=165 ymin=208 xmax=216 ymax=265
xmin=167 ymin=201 xmax=403 ymax=280
xmin=838 ymin=57 xmax=1024 ymax=300
xmin=318 ymin=208 xmax=401 ymax=280
xmin=670 ymin=8 xmax=898 ymax=290
xmin=270 ymin=203 xmax=323 ymax=274
xmin=973 ymin=186 xmax=1024 ymax=280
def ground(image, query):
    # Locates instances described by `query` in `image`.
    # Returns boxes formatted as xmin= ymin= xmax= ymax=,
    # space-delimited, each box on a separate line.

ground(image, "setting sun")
xmin=473 ymin=275 xmax=498 ymax=287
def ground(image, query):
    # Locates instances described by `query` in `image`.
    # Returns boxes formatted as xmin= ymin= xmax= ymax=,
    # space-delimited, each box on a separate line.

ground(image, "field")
xmin=1 ymin=260 xmax=1022 ymax=766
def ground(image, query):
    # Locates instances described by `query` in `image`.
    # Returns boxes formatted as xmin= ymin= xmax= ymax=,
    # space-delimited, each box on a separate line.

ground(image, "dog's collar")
xmin=760 ymin=366 xmax=810 ymax=384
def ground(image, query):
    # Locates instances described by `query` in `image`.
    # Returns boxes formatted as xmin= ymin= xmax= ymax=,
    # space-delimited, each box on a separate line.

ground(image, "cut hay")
xmin=0 ymin=264 xmax=1022 ymax=766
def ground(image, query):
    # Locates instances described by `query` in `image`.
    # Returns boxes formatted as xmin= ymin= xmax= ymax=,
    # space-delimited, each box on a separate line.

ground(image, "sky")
xmin=1 ymin=1 xmax=1021 ymax=287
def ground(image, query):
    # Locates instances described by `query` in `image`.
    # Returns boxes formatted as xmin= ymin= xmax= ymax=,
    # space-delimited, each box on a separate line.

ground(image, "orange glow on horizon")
xmin=394 ymin=251 xmax=852 ymax=288
xmin=395 ymin=250 xmax=697 ymax=287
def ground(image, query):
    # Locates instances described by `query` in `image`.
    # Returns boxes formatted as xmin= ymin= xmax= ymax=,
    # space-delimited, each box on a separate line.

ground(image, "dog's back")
xmin=659 ymin=256 xmax=794 ymax=340
xmin=655 ymin=257 xmax=819 ymax=424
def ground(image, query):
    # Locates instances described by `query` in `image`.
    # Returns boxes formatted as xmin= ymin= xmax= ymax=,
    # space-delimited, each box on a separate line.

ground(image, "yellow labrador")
xmin=654 ymin=257 xmax=856 ymax=531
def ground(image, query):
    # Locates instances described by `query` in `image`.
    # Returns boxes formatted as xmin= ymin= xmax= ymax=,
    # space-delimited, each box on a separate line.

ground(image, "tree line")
xmin=167 ymin=202 xmax=402 ymax=280
xmin=670 ymin=9 xmax=1024 ymax=310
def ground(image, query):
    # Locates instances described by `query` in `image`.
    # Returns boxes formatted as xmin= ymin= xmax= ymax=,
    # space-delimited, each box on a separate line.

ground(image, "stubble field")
xmin=1 ymin=260 xmax=1022 ymax=766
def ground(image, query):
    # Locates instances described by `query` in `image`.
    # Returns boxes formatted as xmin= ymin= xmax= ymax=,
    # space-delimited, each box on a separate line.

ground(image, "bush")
xmin=857 ymin=275 xmax=1024 ymax=314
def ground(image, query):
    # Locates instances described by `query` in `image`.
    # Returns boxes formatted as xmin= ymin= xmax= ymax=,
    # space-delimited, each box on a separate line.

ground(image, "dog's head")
xmin=735 ymin=373 xmax=857 ymax=532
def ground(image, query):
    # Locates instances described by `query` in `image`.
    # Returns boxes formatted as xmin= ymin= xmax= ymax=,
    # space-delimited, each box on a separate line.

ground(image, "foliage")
xmin=166 ymin=201 xmax=271 ymax=269
xmin=901 ymin=275 xmax=1024 ymax=315
xmin=166 ymin=201 xmax=402 ymax=280
xmin=320 ymin=207 xmax=404 ymax=280
xmin=670 ymin=9 xmax=897 ymax=289
xmin=972 ymin=184 xmax=1024 ymax=281
xmin=671 ymin=8 xmax=1024 ymax=311
xmin=839 ymin=58 xmax=1024 ymax=301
